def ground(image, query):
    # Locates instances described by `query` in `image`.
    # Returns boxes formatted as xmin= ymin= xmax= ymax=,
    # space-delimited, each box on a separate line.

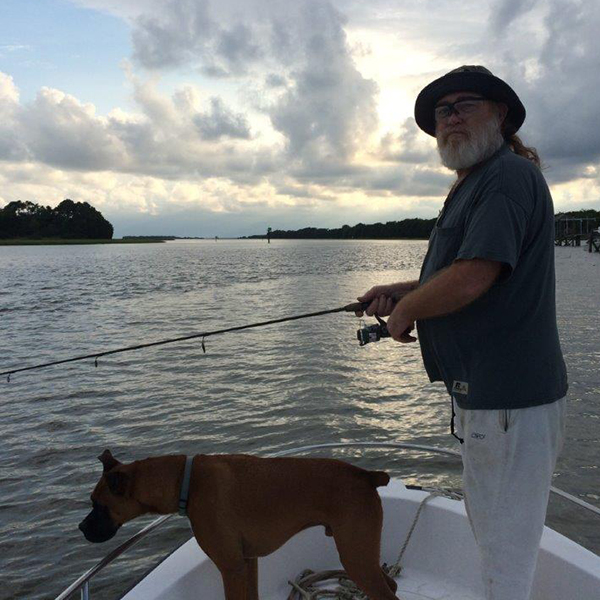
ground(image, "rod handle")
xmin=343 ymin=301 xmax=371 ymax=313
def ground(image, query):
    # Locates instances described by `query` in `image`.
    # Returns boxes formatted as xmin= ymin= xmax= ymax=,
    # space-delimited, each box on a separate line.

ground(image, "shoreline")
xmin=241 ymin=236 xmax=431 ymax=241
xmin=0 ymin=238 xmax=166 ymax=246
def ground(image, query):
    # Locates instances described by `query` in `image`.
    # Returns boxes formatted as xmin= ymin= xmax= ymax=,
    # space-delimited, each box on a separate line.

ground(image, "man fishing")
xmin=357 ymin=65 xmax=568 ymax=600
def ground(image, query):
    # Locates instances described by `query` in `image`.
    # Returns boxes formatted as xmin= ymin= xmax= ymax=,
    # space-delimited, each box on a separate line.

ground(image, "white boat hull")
xmin=122 ymin=478 xmax=600 ymax=599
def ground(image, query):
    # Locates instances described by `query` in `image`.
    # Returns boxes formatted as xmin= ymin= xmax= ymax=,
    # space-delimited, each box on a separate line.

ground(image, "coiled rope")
xmin=287 ymin=490 xmax=454 ymax=600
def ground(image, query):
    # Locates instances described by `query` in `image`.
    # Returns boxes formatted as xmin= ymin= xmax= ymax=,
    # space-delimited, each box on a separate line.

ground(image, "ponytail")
xmin=505 ymin=133 xmax=543 ymax=169
xmin=500 ymin=111 xmax=544 ymax=170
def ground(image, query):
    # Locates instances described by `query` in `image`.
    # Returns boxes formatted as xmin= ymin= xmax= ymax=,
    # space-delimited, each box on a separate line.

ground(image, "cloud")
xmin=0 ymin=73 xmax=26 ymax=161
xmin=214 ymin=23 xmax=263 ymax=73
xmin=489 ymin=0 xmax=540 ymax=34
xmin=0 ymin=70 xmax=271 ymax=181
xmin=378 ymin=117 xmax=438 ymax=165
xmin=0 ymin=44 xmax=33 ymax=54
xmin=129 ymin=0 xmax=380 ymax=173
xmin=131 ymin=0 xmax=215 ymax=70
xmin=194 ymin=97 xmax=251 ymax=140
xmin=267 ymin=0 xmax=379 ymax=168
xmin=130 ymin=0 xmax=266 ymax=77
xmin=21 ymin=88 xmax=128 ymax=171
xmin=74 ymin=0 xmax=600 ymax=187
xmin=487 ymin=0 xmax=600 ymax=183
xmin=1 ymin=0 xmax=387 ymax=192
xmin=2 ymin=0 xmax=599 ymax=235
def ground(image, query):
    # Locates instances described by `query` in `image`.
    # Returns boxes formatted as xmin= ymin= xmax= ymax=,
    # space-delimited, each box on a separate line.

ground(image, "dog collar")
xmin=178 ymin=456 xmax=194 ymax=516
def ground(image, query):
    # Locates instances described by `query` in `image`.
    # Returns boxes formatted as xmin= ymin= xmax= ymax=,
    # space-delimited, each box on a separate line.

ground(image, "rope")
xmin=387 ymin=491 xmax=442 ymax=578
xmin=287 ymin=491 xmax=444 ymax=600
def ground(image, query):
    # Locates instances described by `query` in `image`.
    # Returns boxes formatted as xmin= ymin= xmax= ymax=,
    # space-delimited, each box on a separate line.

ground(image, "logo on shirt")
xmin=452 ymin=380 xmax=469 ymax=395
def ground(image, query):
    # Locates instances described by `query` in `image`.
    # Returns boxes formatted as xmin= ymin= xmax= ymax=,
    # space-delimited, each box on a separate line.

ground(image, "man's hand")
xmin=386 ymin=305 xmax=417 ymax=343
xmin=355 ymin=281 xmax=419 ymax=317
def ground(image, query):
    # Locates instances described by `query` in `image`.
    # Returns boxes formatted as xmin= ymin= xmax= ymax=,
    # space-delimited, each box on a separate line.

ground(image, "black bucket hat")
xmin=414 ymin=65 xmax=526 ymax=137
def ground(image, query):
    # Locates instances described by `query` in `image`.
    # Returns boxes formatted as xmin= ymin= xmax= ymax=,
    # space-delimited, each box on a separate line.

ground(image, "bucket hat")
xmin=414 ymin=65 xmax=526 ymax=137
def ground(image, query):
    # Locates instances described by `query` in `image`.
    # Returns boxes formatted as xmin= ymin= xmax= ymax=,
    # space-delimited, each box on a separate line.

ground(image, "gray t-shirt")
xmin=417 ymin=142 xmax=568 ymax=410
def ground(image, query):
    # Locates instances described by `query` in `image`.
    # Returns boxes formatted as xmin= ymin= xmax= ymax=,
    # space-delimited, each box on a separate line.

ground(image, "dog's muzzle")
xmin=79 ymin=501 xmax=121 ymax=543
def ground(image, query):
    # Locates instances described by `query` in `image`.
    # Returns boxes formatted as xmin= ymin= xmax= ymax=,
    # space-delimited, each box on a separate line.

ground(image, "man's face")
xmin=434 ymin=91 xmax=507 ymax=172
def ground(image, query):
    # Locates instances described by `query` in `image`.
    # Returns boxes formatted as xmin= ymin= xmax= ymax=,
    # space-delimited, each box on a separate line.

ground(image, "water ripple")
xmin=0 ymin=240 xmax=598 ymax=600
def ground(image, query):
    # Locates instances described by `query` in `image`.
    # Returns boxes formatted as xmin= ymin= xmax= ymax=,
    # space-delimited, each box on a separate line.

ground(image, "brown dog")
xmin=79 ymin=450 xmax=399 ymax=600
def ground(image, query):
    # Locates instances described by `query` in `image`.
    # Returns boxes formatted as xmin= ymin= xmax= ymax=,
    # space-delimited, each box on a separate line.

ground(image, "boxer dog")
xmin=79 ymin=450 xmax=399 ymax=600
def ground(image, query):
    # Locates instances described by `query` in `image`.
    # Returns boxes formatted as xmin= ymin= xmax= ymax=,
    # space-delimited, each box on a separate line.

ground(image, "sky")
xmin=1 ymin=0 xmax=599 ymax=238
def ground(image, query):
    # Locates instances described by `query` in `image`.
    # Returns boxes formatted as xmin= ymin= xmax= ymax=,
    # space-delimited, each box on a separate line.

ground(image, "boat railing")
xmin=53 ymin=441 xmax=600 ymax=600
xmin=54 ymin=514 xmax=173 ymax=600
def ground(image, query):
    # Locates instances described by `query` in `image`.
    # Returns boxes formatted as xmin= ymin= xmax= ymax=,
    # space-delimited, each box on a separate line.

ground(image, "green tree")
xmin=0 ymin=199 xmax=113 ymax=239
xmin=53 ymin=199 xmax=113 ymax=239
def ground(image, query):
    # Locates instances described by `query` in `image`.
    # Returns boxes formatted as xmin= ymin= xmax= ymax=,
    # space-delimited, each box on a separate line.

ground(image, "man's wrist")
xmin=391 ymin=280 xmax=419 ymax=301
xmin=393 ymin=295 xmax=417 ymax=322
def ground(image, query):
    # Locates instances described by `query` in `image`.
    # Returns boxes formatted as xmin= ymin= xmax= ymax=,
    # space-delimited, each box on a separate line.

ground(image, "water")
xmin=0 ymin=240 xmax=598 ymax=600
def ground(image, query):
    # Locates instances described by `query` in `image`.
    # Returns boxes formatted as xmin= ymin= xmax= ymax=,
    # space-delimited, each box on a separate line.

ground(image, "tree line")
xmin=0 ymin=200 xmax=113 ymax=240
xmin=247 ymin=218 xmax=437 ymax=240
xmin=250 ymin=209 xmax=600 ymax=241
xmin=555 ymin=208 xmax=600 ymax=222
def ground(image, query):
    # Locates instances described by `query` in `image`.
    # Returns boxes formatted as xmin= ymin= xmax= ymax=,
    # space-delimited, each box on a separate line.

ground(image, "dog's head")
xmin=79 ymin=449 xmax=145 ymax=543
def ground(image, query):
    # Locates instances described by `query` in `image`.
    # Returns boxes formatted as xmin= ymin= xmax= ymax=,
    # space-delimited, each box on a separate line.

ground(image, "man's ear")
xmin=105 ymin=471 xmax=129 ymax=496
xmin=497 ymin=101 xmax=509 ymax=124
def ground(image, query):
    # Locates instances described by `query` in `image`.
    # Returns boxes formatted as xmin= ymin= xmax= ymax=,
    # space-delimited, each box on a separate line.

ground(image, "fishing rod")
xmin=1 ymin=301 xmax=392 ymax=382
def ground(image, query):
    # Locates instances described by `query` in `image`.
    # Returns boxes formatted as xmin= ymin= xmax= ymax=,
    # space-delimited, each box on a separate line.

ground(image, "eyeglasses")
xmin=434 ymin=97 xmax=487 ymax=123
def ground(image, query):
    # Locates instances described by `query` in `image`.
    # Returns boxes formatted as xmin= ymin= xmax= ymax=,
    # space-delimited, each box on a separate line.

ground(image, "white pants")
xmin=452 ymin=397 xmax=566 ymax=600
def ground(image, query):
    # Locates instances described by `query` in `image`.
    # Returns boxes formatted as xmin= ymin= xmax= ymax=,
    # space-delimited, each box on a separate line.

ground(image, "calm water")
xmin=0 ymin=239 xmax=598 ymax=600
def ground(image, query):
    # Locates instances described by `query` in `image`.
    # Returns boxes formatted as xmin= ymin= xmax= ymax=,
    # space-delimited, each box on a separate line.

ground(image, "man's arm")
xmin=386 ymin=258 xmax=503 ymax=342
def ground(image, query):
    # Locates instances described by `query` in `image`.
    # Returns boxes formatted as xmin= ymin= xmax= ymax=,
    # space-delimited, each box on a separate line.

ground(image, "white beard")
xmin=436 ymin=115 xmax=505 ymax=171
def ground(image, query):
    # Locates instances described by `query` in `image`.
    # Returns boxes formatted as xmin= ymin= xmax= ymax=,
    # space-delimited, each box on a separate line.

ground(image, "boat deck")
xmin=54 ymin=444 xmax=600 ymax=600
xmin=122 ymin=479 xmax=600 ymax=600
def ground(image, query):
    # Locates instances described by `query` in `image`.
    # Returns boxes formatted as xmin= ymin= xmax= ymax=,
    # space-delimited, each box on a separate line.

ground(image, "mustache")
xmin=443 ymin=129 xmax=469 ymax=141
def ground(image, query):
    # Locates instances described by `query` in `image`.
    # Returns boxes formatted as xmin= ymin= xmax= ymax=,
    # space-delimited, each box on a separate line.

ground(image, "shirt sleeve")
xmin=455 ymin=192 xmax=528 ymax=283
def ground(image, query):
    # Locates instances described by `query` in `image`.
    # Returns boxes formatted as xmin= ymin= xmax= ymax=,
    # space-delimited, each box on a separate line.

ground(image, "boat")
xmin=55 ymin=442 xmax=600 ymax=600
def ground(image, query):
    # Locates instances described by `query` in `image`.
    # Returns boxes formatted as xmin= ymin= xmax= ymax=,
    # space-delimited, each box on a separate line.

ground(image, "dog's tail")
xmin=367 ymin=470 xmax=390 ymax=488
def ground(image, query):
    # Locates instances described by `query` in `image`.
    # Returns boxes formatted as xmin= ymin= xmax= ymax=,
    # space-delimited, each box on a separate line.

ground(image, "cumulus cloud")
xmin=70 ymin=0 xmax=600 ymax=178
xmin=0 ymin=73 xmax=26 ymax=161
xmin=1 ymin=0 xmax=392 ymax=193
xmin=194 ymin=97 xmax=251 ymax=140
xmin=378 ymin=117 xmax=438 ymax=165
xmin=129 ymin=0 xmax=380 ymax=173
xmin=21 ymin=88 xmax=128 ymax=171
xmin=131 ymin=0 xmax=216 ymax=70
xmin=489 ymin=0 xmax=540 ymax=34
xmin=130 ymin=0 xmax=267 ymax=76
xmin=268 ymin=0 xmax=379 ymax=170
xmin=0 ymin=67 xmax=437 ymax=201
xmin=0 ymin=70 xmax=271 ymax=182
xmin=2 ymin=0 xmax=599 ymax=235
xmin=487 ymin=0 xmax=600 ymax=183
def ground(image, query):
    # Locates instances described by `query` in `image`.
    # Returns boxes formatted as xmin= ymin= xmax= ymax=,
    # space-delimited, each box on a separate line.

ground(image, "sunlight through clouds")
xmin=1 ymin=0 xmax=599 ymax=236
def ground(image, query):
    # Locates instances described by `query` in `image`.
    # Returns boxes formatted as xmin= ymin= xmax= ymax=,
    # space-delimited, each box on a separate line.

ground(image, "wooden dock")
xmin=555 ymin=231 xmax=600 ymax=252
xmin=555 ymin=234 xmax=584 ymax=247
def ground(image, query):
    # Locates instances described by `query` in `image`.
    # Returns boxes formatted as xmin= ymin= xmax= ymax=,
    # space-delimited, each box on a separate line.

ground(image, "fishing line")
xmin=1 ymin=301 xmax=371 ymax=381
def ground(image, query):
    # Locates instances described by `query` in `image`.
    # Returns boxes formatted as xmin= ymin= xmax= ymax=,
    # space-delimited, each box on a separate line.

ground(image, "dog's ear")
xmin=98 ymin=449 xmax=120 ymax=473
xmin=105 ymin=471 xmax=130 ymax=496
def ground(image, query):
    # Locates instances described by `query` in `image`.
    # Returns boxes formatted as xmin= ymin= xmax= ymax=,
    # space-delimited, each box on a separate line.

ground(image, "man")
xmin=357 ymin=66 xmax=568 ymax=600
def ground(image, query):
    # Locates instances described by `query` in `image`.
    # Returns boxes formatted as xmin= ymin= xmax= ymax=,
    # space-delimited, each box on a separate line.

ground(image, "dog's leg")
xmin=382 ymin=568 xmax=398 ymax=593
xmin=331 ymin=518 xmax=400 ymax=600
xmin=220 ymin=563 xmax=249 ymax=600
xmin=244 ymin=557 xmax=259 ymax=600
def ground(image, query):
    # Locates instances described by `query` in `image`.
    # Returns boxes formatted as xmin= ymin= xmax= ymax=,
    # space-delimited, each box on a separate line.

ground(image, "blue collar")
xmin=178 ymin=456 xmax=194 ymax=516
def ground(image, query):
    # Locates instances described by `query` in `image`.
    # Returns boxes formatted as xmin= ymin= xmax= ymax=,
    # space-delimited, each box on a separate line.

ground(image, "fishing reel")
xmin=357 ymin=314 xmax=391 ymax=346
